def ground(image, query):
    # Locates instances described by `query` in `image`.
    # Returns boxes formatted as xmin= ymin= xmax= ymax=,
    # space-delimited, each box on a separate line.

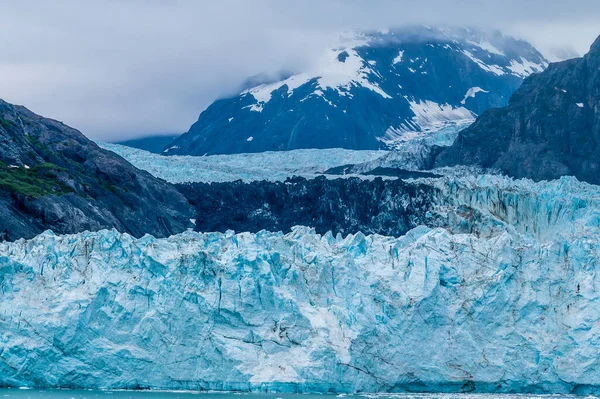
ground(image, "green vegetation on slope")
xmin=0 ymin=162 xmax=73 ymax=198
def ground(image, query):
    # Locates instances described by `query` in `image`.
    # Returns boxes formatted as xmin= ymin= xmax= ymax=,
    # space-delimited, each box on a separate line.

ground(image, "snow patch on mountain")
xmin=461 ymin=87 xmax=489 ymax=104
xmin=243 ymin=33 xmax=391 ymax=109
xmin=316 ymin=47 xmax=392 ymax=99
xmin=408 ymin=99 xmax=475 ymax=130
xmin=244 ymin=73 xmax=312 ymax=104
xmin=467 ymin=39 xmax=505 ymax=56
xmin=507 ymin=57 xmax=547 ymax=78
xmin=462 ymin=50 xmax=505 ymax=76
xmin=382 ymin=101 xmax=474 ymax=145
xmin=392 ymin=50 xmax=404 ymax=64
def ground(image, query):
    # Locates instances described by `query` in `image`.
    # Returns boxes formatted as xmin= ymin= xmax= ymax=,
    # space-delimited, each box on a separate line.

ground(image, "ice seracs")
xmin=3 ymin=171 xmax=600 ymax=392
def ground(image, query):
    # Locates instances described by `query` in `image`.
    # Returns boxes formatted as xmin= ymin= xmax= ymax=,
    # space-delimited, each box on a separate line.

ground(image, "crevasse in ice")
xmin=2 ymin=174 xmax=600 ymax=393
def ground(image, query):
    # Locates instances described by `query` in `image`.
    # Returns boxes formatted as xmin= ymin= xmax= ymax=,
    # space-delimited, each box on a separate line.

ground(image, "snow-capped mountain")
xmin=166 ymin=26 xmax=548 ymax=156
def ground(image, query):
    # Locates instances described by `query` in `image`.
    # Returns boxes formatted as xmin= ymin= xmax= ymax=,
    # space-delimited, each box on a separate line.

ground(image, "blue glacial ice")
xmin=99 ymin=122 xmax=467 ymax=184
xmin=99 ymin=143 xmax=388 ymax=183
xmin=2 ymin=173 xmax=600 ymax=393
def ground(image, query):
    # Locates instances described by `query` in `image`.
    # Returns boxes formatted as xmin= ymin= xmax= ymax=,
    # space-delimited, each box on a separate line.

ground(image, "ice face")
xmin=2 ymin=172 xmax=600 ymax=393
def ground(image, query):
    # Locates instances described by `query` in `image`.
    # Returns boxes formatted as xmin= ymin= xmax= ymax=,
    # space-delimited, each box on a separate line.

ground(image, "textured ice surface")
xmin=3 ymin=173 xmax=600 ymax=393
xmin=100 ymin=143 xmax=387 ymax=183
xmin=344 ymin=122 xmax=469 ymax=171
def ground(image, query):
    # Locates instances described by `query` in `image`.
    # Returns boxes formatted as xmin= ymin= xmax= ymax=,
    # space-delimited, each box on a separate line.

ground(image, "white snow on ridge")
xmin=467 ymin=39 xmax=505 ymax=56
xmin=245 ymin=103 xmax=264 ymax=113
xmin=312 ymin=46 xmax=392 ymax=100
xmin=100 ymin=143 xmax=387 ymax=184
xmin=242 ymin=33 xmax=393 ymax=110
xmin=507 ymin=57 xmax=547 ymax=78
xmin=462 ymin=50 xmax=505 ymax=76
xmin=461 ymin=87 xmax=489 ymax=105
xmin=243 ymin=73 xmax=312 ymax=105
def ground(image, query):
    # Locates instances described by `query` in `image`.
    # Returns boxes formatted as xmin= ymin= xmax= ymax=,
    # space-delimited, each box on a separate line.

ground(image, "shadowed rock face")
xmin=436 ymin=35 xmax=600 ymax=184
xmin=0 ymin=99 xmax=193 ymax=241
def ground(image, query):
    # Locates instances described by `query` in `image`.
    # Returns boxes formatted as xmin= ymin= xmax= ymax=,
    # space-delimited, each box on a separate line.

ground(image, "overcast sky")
xmin=0 ymin=0 xmax=598 ymax=141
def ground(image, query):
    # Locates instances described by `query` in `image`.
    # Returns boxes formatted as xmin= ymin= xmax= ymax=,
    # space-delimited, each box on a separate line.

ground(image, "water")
xmin=0 ymin=391 xmax=336 ymax=399
xmin=0 ymin=392 xmax=331 ymax=399
xmin=0 ymin=391 xmax=590 ymax=399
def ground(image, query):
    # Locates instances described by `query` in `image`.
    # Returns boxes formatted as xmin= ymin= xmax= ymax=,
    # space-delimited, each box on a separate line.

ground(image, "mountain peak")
xmin=590 ymin=35 xmax=600 ymax=54
xmin=166 ymin=26 xmax=548 ymax=156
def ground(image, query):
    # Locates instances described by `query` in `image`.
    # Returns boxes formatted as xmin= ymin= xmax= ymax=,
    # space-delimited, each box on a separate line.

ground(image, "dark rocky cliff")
xmin=436 ymin=35 xmax=600 ymax=184
xmin=0 ymin=99 xmax=193 ymax=241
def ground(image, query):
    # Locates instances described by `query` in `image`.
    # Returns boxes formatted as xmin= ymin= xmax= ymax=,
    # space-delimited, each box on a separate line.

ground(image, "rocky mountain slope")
xmin=165 ymin=26 xmax=547 ymax=156
xmin=436 ymin=35 xmax=600 ymax=184
xmin=0 ymin=99 xmax=193 ymax=241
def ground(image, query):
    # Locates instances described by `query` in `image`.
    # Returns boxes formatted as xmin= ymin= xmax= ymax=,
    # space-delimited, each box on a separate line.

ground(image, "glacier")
xmin=3 ymin=173 xmax=600 ymax=393
xmin=99 ymin=121 xmax=470 ymax=185
xmin=99 ymin=143 xmax=387 ymax=183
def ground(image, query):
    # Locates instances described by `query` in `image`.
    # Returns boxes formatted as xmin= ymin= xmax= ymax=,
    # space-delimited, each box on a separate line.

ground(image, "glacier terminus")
xmin=2 ymin=173 xmax=600 ymax=393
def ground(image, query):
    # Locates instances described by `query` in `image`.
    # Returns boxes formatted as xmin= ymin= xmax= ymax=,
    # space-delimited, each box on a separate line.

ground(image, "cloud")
xmin=0 ymin=0 xmax=597 ymax=141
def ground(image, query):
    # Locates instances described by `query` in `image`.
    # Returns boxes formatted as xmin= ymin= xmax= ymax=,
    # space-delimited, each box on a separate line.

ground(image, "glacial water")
xmin=0 ymin=391 xmax=592 ymax=399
